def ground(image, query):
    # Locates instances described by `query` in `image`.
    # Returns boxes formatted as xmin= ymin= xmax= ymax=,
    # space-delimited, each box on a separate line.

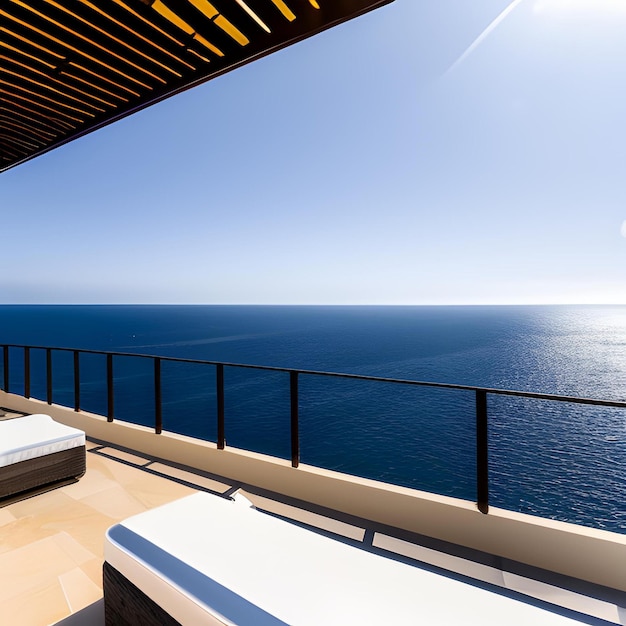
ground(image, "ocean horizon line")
xmin=2 ymin=302 xmax=626 ymax=308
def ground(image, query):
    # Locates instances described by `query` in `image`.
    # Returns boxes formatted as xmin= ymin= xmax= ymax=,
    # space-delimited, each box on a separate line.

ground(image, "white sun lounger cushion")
xmin=104 ymin=492 xmax=581 ymax=626
xmin=0 ymin=414 xmax=85 ymax=468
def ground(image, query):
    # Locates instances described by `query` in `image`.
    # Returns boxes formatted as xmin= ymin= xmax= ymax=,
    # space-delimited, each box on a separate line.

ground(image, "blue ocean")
xmin=1 ymin=305 xmax=625 ymax=533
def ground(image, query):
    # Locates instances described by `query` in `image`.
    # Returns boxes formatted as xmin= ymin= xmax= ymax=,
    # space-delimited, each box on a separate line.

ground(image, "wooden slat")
xmin=0 ymin=0 xmax=394 ymax=172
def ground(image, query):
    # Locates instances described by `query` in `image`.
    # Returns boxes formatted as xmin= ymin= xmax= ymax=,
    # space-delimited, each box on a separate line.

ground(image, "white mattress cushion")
xmin=0 ymin=414 xmax=85 ymax=468
xmin=105 ymin=492 xmax=581 ymax=626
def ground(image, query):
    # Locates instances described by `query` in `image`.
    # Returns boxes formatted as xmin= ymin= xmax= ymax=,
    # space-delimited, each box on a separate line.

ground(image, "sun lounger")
xmin=0 ymin=413 xmax=86 ymax=500
xmin=103 ymin=492 xmax=581 ymax=625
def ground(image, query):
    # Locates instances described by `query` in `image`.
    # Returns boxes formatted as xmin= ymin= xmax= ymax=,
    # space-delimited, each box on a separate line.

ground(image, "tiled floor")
xmin=0 ymin=440 xmax=231 ymax=626
xmin=1 ymin=438 xmax=624 ymax=626
xmin=0 ymin=406 xmax=28 ymax=420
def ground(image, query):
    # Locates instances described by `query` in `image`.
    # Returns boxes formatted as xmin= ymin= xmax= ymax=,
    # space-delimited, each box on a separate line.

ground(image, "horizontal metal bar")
xmin=3 ymin=343 xmax=626 ymax=409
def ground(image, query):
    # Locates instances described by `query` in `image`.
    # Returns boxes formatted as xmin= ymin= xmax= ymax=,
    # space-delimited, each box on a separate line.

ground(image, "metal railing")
xmin=3 ymin=343 xmax=626 ymax=515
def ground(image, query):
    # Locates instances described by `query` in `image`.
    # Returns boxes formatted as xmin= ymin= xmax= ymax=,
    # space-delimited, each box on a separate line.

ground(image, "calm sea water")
xmin=1 ymin=304 xmax=625 ymax=533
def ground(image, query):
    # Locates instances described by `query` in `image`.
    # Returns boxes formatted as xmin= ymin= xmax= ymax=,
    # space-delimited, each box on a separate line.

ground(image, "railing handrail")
xmin=3 ymin=343 xmax=626 ymax=408
xmin=3 ymin=342 xmax=626 ymax=518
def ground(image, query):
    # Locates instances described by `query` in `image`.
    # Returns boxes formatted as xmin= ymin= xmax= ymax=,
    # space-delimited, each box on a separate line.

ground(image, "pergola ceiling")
xmin=0 ymin=0 xmax=393 ymax=173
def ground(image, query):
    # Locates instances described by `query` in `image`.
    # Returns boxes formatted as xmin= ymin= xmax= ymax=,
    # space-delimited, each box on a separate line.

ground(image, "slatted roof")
xmin=0 ymin=0 xmax=393 ymax=173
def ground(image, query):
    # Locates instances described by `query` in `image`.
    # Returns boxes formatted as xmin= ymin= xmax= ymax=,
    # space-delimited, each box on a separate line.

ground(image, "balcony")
xmin=0 ymin=345 xmax=625 ymax=624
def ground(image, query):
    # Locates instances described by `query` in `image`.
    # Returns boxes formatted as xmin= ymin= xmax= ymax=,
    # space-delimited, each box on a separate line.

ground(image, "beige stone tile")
xmin=0 ymin=508 xmax=17 ymax=527
xmin=1 ymin=530 xmax=94 ymax=576
xmin=373 ymin=533 xmax=506 ymax=587
xmin=52 ymin=531 xmax=98 ymax=566
xmin=61 ymin=467 xmax=120 ymax=500
xmin=123 ymin=475 xmax=196 ymax=509
xmin=6 ymin=487 xmax=71 ymax=519
xmin=149 ymin=462 xmax=232 ymax=492
xmin=1 ymin=492 xmax=115 ymax=559
xmin=0 ymin=516 xmax=54 ymax=555
xmin=83 ymin=450 xmax=128 ymax=477
xmin=0 ymin=447 xmax=232 ymax=626
xmin=97 ymin=447 xmax=152 ymax=466
xmin=59 ymin=567 xmax=103 ymax=613
xmin=0 ymin=493 xmax=78 ymax=554
xmin=79 ymin=453 xmax=201 ymax=510
xmin=80 ymin=557 xmax=105 ymax=589
xmin=503 ymin=572 xmax=620 ymax=623
xmin=1 ymin=578 xmax=69 ymax=626
xmin=85 ymin=440 xmax=100 ymax=450
xmin=90 ymin=453 xmax=156 ymax=487
xmin=58 ymin=514 xmax=114 ymax=562
xmin=79 ymin=485 xmax=146 ymax=520
xmin=0 ymin=535 xmax=78 ymax=603
xmin=243 ymin=491 xmax=365 ymax=541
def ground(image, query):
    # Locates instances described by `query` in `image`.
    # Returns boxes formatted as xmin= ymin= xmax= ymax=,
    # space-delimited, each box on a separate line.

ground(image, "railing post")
xmin=476 ymin=389 xmax=489 ymax=514
xmin=154 ymin=358 xmax=162 ymax=434
xmin=24 ymin=347 xmax=30 ymax=399
xmin=107 ymin=353 xmax=114 ymax=422
xmin=216 ymin=364 xmax=225 ymax=449
xmin=3 ymin=345 xmax=9 ymax=392
xmin=290 ymin=371 xmax=300 ymax=468
xmin=74 ymin=351 xmax=80 ymax=412
xmin=46 ymin=348 xmax=53 ymax=405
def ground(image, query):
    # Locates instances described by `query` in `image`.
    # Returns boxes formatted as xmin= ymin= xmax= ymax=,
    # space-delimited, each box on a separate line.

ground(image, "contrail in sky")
xmin=444 ymin=0 xmax=527 ymax=77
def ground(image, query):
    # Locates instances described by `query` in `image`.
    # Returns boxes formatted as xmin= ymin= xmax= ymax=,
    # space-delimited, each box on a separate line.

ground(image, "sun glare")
xmin=533 ymin=0 xmax=626 ymax=15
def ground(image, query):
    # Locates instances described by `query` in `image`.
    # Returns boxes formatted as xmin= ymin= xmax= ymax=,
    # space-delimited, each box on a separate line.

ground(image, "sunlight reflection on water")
xmin=1 ymin=305 xmax=625 ymax=532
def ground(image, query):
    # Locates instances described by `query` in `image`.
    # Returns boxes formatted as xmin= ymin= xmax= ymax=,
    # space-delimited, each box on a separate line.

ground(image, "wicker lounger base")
xmin=103 ymin=562 xmax=182 ymax=626
xmin=0 ymin=446 xmax=86 ymax=500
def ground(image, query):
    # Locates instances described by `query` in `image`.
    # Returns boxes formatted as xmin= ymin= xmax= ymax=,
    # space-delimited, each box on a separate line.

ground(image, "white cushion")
xmin=105 ymin=492 xmax=580 ymax=626
xmin=0 ymin=414 xmax=85 ymax=468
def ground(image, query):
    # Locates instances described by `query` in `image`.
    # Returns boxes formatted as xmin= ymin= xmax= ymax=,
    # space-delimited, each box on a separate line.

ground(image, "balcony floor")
xmin=0 ymin=434 xmax=624 ymax=625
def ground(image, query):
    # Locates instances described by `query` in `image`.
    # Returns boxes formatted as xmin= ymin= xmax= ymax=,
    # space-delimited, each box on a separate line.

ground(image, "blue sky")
xmin=2 ymin=0 xmax=626 ymax=304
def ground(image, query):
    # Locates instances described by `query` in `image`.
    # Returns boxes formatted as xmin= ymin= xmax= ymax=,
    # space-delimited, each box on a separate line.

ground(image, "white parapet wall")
xmin=2 ymin=390 xmax=625 ymax=593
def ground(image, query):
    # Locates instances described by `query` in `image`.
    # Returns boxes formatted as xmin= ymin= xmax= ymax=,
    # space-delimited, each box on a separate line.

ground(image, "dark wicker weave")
xmin=0 ymin=445 xmax=86 ymax=500
xmin=103 ymin=562 xmax=182 ymax=626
